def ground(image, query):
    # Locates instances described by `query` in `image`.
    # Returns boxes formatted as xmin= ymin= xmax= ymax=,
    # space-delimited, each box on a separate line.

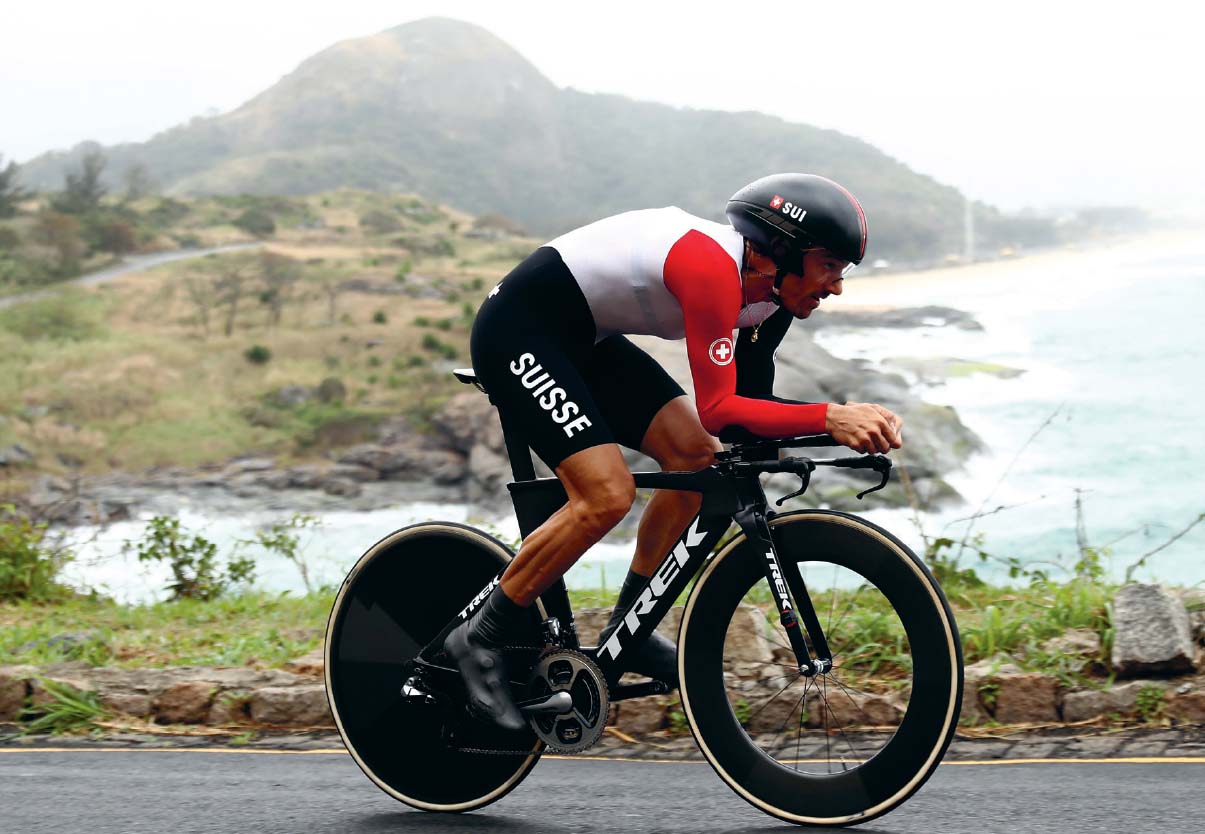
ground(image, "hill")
xmin=17 ymin=17 xmax=1035 ymax=261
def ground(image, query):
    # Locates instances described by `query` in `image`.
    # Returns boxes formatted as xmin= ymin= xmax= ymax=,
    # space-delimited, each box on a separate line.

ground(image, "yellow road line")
xmin=1 ymin=748 xmax=1202 ymax=766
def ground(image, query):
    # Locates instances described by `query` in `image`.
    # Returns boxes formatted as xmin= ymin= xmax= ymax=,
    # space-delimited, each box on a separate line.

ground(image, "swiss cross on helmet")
xmin=726 ymin=173 xmax=868 ymax=269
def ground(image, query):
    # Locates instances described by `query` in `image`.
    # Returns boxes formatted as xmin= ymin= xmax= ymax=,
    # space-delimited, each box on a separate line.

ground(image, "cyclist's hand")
xmin=825 ymin=402 xmax=903 ymax=454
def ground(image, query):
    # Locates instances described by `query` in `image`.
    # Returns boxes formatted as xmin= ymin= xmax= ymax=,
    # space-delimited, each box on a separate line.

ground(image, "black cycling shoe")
xmin=442 ymin=588 xmax=528 ymax=732
xmin=599 ymin=569 xmax=680 ymax=688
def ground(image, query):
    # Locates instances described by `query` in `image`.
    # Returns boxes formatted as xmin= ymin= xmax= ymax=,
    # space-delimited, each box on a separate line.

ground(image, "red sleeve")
xmin=663 ymin=230 xmax=828 ymax=438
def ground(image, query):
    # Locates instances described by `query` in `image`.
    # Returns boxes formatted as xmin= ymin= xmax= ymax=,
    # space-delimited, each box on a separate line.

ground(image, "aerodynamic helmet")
xmin=726 ymin=173 xmax=868 ymax=269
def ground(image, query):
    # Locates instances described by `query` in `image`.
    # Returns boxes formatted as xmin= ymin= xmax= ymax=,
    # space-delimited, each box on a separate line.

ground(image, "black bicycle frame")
xmin=503 ymin=438 xmax=837 ymax=686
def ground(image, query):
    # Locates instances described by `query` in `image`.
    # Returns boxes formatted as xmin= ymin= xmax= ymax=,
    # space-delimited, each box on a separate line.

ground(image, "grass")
xmin=0 ymin=592 xmax=331 ymax=669
xmin=0 ymin=190 xmax=542 ymax=477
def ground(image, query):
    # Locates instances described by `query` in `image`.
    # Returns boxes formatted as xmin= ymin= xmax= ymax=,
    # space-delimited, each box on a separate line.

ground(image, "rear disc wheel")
xmin=325 ymin=522 xmax=545 ymax=812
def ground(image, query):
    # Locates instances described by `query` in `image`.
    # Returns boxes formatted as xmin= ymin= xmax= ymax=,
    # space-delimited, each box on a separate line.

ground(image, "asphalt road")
xmin=0 ymin=243 xmax=261 ymax=311
xmin=1 ymin=749 xmax=1201 ymax=834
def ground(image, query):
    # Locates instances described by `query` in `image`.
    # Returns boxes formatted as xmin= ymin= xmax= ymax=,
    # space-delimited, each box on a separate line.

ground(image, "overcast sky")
xmin=4 ymin=1 xmax=1203 ymax=214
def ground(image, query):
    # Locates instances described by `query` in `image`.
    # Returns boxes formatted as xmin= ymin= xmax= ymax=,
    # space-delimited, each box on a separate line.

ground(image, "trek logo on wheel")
xmin=458 ymin=574 xmax=502 ymax=620
xmin=510 ymin=352 xmax=594 ymax=437
xmin=598 ymin=519 xmax=708 ymax=662
xmin=708 ymin=338 xmax=734 ymax=366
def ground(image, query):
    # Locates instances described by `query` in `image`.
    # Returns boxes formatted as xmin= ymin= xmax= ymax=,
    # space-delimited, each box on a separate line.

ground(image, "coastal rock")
xmin=0 ymin=443 xmax=34 ymax=467
xmin=249 ymin=684 xmax=333 ymax=726
xmin=329 ymin=463 xmax=380 ymax=482
xmin=1112 ymin=584 xmax=1196 ymax=676
xmin=322 ymin=478 xmax=362 ymax=498
xmin=811 ymin=306 xmax=983 ymax=331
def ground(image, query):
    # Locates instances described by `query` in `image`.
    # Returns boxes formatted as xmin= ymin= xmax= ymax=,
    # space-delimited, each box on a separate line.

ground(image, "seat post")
xmin=497 ymin=405 xmax=537 ymax=483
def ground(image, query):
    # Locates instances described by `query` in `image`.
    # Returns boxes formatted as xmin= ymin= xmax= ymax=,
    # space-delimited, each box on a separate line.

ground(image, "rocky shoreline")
xmin=7 ymin=305 xmax=987 ymax=529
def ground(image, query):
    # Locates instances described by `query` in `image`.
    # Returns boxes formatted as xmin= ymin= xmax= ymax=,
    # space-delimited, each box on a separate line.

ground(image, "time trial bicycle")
xmin=324 ymin=367 xmax=963 ymax=827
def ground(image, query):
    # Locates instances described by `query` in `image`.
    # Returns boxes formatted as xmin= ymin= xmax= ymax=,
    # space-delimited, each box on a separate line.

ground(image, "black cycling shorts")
xmin=470 ymin=247 xmax=685 ymax=470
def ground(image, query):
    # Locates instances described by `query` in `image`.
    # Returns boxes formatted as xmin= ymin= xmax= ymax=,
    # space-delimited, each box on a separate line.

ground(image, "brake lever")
xmin=855 ymin=456 xmax=893 ymax=500
xmin=775 ymin=459 xmax=816 ymax=507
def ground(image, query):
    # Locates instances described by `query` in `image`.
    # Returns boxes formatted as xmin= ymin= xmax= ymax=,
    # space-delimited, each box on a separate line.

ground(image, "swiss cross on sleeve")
xmin=770 ymin=195 xmax=784 ymax=209
xmin=709 ymin=338 xmax=734 ymax=366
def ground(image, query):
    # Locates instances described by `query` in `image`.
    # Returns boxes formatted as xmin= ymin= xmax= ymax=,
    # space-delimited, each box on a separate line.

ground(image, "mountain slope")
xmin=19 ymin=17 xmax=975 ymax=260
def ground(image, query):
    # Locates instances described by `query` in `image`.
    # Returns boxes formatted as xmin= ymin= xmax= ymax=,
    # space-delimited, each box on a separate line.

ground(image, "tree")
xmin=94 ymin=220 xmax=137 ymax=255
xmin=53 ymin=150 xmax=107 ymax=215
xmin=122 ymin=163 xmax=156 ymax=202
xmin=215 ymin=262 xmax=248 ymax=337
xmin=0 ymin=155 xmax=29 ymax=218
xmin=183 ymin=270 xmax=218 ymax=339
xmin=257 ymin=251 xmax=300 ymax=329
xmin=233 ymin=207 xmax=275 ymax=237
xmin=30 ymin=211 xmax=84 ymax=275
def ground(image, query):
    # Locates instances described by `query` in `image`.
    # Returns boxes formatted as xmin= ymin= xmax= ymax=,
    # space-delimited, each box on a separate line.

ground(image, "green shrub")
xmin=124 ymin=516 xmax=256 ymax=601
xmin=233 ymin=208 xmax=275 ymax=238
xmin=0 ymin=505 xmax=73 ymax=601
xmin=359 ymin=210 xmax=400 ymax=235
xmin=372 ymin=310 xmax=387 ymax=324
xmin=21 ymin=679 xmax=107 ymax=735
xmin=244 ymin=345 xmax=272 ymax=365
xmin=0 ymin=292 xmax=105 ymax=342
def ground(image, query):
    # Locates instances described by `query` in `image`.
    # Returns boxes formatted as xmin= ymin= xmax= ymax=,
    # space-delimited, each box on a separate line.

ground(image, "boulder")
xmin=0 ymin=666 xmax=36 ymax=721
xmin=1166 ymin=686 xmax=1205 ymax=724
xmin=1040 ymin=628 xmax=1102 ymax=659
xmin=249 ymin=684 xmax=333 ymax=726
xmin=1061 ymin=679 xmax=1172 ymax=722
xmin=329 ymin=463 xmax=380 ymax=482
xmin=268 ymin=386 xmax=313 ymax=408
xmin=993 ymin=673 xmax=1059 ymax=724
xmin=287 ymin=465 xmax=328 ymax=489
xmin=153 ymin=680 xmax=217 ymax=724
xmin=1111 ymin=584 xmax=1196 ymax=676
xmin=612 ymin=695 xmax=670 ymax=735
xmin=322 ymin=478 xmax=362 ymax=497
xmin=805 ymin=689 xmax=904 ymax=728
xmin=284 ymin=647 xmax=326 ymax=678
xmin=100 ymin=692 xmax=152 ymax=717
xmin=0 ymin=443 xmax=34 ymax=467
xmin=209 ymin=692 xmax=253 ymax=725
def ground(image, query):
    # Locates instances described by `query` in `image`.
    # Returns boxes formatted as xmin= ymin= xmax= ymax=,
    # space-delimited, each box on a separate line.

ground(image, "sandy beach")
xmin=840 ymin=225 xmax=1205 ymax=311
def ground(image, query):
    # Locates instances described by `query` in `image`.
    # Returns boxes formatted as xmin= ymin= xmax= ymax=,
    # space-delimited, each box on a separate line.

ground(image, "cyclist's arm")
xmin=663 ymin=232 xmax=828 ymax=438
xmin=735 ymin=305 xmax=803 ymax=401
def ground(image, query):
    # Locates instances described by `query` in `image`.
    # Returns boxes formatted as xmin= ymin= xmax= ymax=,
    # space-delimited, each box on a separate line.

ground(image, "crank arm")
xmin=516 ymin=691 xmax=573 ymax=716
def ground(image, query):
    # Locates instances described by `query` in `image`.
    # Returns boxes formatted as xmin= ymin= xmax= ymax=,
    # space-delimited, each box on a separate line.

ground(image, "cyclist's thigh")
xmin=581 ymin=335 xmax=686 ymax=453
xmin=470 ymin=248 xmax=617 ymax=470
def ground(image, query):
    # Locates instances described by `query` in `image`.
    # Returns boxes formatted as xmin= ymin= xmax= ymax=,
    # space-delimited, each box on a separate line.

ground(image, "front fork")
xmin=734 ymin=508 xmax=832 ymax=676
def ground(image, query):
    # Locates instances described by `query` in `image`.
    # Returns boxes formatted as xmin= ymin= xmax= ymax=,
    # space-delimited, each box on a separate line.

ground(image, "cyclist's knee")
xmin=660 ymin=436 xmax=722 ymax=472
xmin=571 ymin=475 xmax=635 ymax=539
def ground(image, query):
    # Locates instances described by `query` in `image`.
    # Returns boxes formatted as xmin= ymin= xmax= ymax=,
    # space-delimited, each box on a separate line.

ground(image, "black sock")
xmin=604 ymin=569 xmax=649 ymax=635
xmin=470 ymin=586 xmax=528 ymax=647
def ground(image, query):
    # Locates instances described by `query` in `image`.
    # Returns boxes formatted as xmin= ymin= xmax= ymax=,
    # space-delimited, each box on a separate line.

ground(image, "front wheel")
xmin=678 ymin=510 xmax=962 ymax=827
xmin=325 ymin=522 xmax=545 ymax=812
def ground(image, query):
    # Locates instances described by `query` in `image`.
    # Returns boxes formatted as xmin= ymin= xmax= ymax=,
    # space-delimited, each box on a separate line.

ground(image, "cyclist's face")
xmin=780 ymin=249 xmax=849 ymax=318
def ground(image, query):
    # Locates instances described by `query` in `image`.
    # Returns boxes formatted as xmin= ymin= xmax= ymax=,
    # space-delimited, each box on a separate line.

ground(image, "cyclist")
xmin=444 ymin=173 xmax=903 ymax=731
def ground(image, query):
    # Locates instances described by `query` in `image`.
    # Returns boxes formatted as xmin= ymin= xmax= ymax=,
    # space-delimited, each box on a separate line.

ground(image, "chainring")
xmin=526 ymin=649 xmax=610 ymax=754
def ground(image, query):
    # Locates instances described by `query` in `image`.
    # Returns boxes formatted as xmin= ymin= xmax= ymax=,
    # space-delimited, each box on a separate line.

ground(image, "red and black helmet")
xmin=726 ymin=173 xmax=868 ymax=267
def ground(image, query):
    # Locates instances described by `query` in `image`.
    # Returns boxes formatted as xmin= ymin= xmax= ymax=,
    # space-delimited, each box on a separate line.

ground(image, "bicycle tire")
xmin=679 ymin=510 xmax=962 ymax=827
xmin=325 ymin=522 xmax=545 ymax=812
